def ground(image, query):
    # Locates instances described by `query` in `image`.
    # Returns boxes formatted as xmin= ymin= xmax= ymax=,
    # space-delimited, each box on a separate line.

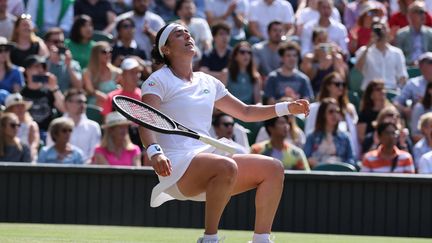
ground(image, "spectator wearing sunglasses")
xmin=0 ymin=37 xmax=24 ymax=93
xmin=38 ymin=117 xmax=84 ymax=164
xmin=45 ymin=89 xmax=101 ymax=164
xmin=0 ymin=0 xmax=16 ymax=40
xmin=304 ymin=72 xmax=360 ymax=159
xmin=111 ymin=17 xmax=147 ymax=67
xmin=211 ymin=113 xmax=248 ymax=154
xmin=0 ymin=112 xmax=31 ymax=163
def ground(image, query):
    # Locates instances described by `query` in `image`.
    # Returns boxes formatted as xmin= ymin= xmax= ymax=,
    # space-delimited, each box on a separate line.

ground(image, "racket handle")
xmin=199 ymin=135 xmax=237 ymax=154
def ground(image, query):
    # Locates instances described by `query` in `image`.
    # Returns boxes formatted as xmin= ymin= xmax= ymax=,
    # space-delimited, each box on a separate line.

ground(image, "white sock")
xmin=203 ymin=233 xmax=219 ymax=242
xmin=252 ymin=233 xmax=270 ymax=243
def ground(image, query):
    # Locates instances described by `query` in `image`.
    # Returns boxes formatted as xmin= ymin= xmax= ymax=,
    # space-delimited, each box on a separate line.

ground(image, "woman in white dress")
xmin=139 ymin=23 xmax=310 ymax=243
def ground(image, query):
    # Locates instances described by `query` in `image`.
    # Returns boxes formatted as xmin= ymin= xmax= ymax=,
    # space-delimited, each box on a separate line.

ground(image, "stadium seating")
xmin=312 ymin=162 xmax=358 ymax=172
xmin=86 ymin=104 xmax=104 ymax=124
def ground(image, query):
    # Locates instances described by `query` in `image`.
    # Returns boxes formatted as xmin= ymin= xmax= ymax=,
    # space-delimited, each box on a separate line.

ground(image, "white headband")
xmin=158 ymin=23 xmax=182 ymax=57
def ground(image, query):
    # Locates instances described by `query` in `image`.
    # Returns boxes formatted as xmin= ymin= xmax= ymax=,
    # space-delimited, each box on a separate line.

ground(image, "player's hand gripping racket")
xmin=113 ymin=95 xmax=237 ymax=154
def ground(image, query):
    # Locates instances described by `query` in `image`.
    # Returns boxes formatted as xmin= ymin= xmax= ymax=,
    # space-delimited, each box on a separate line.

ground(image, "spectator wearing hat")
xmin=394 ymin=52 xmax=432 ymax=116
xmin=5 ymin=93 xmax=40 ymax=161
xmin=45 ymin=89 xmax=101 ymax=164
xmin=20 ymin=55 xmax=65 ymax=142
xmin=92 ymin=111 xmax=141 ymax=166
xmin=0 ymin=0 xmax=17 ymax=40
xmin=0 ymin=36 xmax=24 ymax=93
xmin=395 ymin=1 xmax=432 ymax=66
xmin=0 ymin=112 xmax=31 ymax=163
xmin=344 ymin=0 xmax=387 ymax=30
xmin=44 ymin=27 xmax=82 ymax=93
xmin=38 ymin=117 xmax=84 ymax=164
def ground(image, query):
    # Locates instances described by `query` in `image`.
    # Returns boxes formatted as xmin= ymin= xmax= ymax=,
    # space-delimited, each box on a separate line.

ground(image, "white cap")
xmin=5 ymin=93 xmax=33 ymax=110
xmin=120 ymin=58 xmax=140 ymax=71
xmin=102 ymin=111 xmax=131 ymax=129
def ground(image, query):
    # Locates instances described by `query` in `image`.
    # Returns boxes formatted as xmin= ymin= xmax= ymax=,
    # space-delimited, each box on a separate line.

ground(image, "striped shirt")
xmin=361 ymin=146 xmax=415 ymax=173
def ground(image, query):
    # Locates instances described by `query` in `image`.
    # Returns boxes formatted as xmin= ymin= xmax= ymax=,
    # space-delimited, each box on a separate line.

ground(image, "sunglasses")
xmin=120 ymin=24 xmax=134 ymax=29
xmin=0 ymin=47 xmax=10 ymax=53
xmin=373 ymin=86 xmax=385 ymax=92
xmin=8 ymin=123 xmax=20 ymax=129
xmin=327 ymin=108 xmax=341 ymax=114
xmin=61 ymin=128 xmax=73 ymax=134
xmin=221 ymin=122 xmax=235 ymax=128
xmin=331 ymin=81 xmax=346 ymax=88
xmin=238 ymin=49 xmax=252 ymax=55
xmin=100 ymin=49 xmax=112 ymax=54
xmin=20 ymin=14 xmax=32 ymax=20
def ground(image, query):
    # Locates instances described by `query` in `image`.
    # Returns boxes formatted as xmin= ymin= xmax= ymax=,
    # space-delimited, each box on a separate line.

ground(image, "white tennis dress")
xmin=141 ymin=66 xmax=228 ymax=207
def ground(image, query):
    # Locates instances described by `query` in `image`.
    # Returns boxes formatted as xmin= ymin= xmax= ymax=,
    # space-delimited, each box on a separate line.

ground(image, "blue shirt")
xmin=394 ymin=76 xmax=427 ymax=106
xmin=38 ymin=145 xmax=84 ymax=164
xmin=0 ymin=66 xmax=24 ymax=93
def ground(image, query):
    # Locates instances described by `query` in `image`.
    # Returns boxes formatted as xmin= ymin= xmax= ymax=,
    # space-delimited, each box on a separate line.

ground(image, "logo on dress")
xmin=148 ymin=81 xmax=156 ymax=87
xmin=203 ymin=89 xmax=210 ymax=94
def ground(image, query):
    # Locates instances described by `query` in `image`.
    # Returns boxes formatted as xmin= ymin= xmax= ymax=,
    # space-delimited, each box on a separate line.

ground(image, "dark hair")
xmin=212 ymin=113 xmax=232 ymax=126
xmin=315 ymin=97 xmax=339 ymax=133
xmin=317 ymin=72 xmax=349 ymax=116
xmin=115 ymin=17 xmax=135 ymax=33
xmin=69 ymin=15 xmax=92 ymax=43
xmin=64 ymin=88 xmax=86 ymax=102
xmin=211 ymin=21 xmax=231 ymax=37
xmin=175 ymin=0 xmax=193 ymax=16
xmin=360 ymin=79 xmax=385 ymax=112
xmin=44 ymin=27 xmax=64 ymax=42
xmin=278 ymin=41 xmax=300 ymax=57
xmin=312 ymin=27 xmax=327 ymax=43
xmin=422 ymin=82 xmax=432 ymax=109
xmin=377 ymin=122 xmax=397 ymax=136
xmin=227 ymin=41 xmax=259 ymax=84
xmin=151 ymin=24 xmax=173 ymax=66
xmin=267 ymin=21 xmax=283 ymax=33
xmin=264 ymin=116 xmax=288 ymax=136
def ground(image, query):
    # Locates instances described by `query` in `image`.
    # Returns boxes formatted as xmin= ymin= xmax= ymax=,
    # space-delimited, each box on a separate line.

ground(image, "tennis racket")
xmin=113 ymin=95 xmax=237 ymax=154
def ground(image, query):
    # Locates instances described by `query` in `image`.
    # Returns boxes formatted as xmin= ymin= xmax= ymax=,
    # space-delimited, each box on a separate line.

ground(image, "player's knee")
xmin=217 ymin=158 xmax=238 ymax=182
xmin=270 ymin=159 xmax=285 ymax=182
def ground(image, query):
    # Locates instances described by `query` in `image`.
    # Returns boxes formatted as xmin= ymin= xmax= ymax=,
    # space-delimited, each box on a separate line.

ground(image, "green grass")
xmin=0 ymin=223 xmax=429 ymax=243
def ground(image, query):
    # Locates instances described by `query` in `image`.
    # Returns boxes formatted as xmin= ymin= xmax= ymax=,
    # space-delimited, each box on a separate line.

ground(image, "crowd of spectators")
xmin=1 ymin=0 xmax=432 ymax=174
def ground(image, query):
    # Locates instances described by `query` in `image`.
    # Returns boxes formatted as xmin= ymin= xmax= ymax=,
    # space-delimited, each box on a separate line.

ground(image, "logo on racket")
xmin=203 ymin=89 xmax=210 ymax=94
xmin=148 ymin=81 xmax=156 ymax=87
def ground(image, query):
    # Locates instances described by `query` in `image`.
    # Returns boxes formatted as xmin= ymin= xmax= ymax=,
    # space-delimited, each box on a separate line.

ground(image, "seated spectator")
xmin=65 ymin=15 xmax=96 ymax=69
xmin=115 ymin=0 xmax=165 ymax=60
xmin=418 ymin=149 xmax=432 ymax=173
xmin=361 ymin=122 xmax=415 ymax=173
xmin=395 ymin=1 xmax=432 ymax=66
xmin=296 ymin=0 xmax=341 ymax=36
xmin=389 ymin=0 xmax=432 ymax=33
xmin=357 ymin=79 xmax=391 ymax=144
xmin=46 ymin=89 xmax=101 ymax=164
xmin=362 ymin=105 xmax=413 ymax=154
xmin=0 ymin=0 xmax=16 ymax=40
xmin=248 ymin=0 xmax=294 ymax=42
xmin=204 ymin=0 xmax=248 ymax=42
xmin=348 ymin=1 xmax=386 ymax=55
xmin=44 ymin=28 xmax=82 ymax=93
xmin=303 ymin=97 xmax=355 ymax=167
xmin=112 ymin=17 xmax=147 ymax=67
xmin=10 ymin=14 xmax=49 ymax=67
xmin=82 ymin=41 xmax=122 ymax=106
xmin=175 ymin=0 xmax=213 ymax=60
xmin=0 ymin=37 xmax=24 ymax=93
xmin=300 ymin=27 xmax=347 ymax=95
xmin=93 ymin=111 xmax=141 ymax=166
xmin=226 ymin=41 xmax=261 ymax=104
xmin=413 ymin=112 xmax=432 ymax=166
xmin=4 ymin=93 xmax=39 ymax=161
xmin=344 ymin=0 xmax=387 ymax=30
xmin=74 ymin=0 xmax=117 ymax=33
xmin=265 ymin=41 xmax=314 ymax=103
xmin=38 ymin=117 xmax=84 ymax=164
xmin=20 ymin=55 xmax=65 ymax=142
xmin=252 ymin=21 xmax=285 ymax=78
xmin=26 ymin=0 xmax=74 ymax=35
xmin=300 ymin=0 xmax=348 ymax=56
xmin=393 ymin=52 xmax=432 ymax=117
xmin=411 ymin=82 xmax=432 ymax=142
xmin=251 ymin=115 xmax=310 ymax=170
xmin=199 ymin=22 xmax=231 ymax=81
xmin=304 ymin=72 xmax=359 ymax=157
xmin=0 ymin=112 xmax=31 ymax=162
xmin=211 ymin=113 xmax=248 ymax=154
xmin=355 ymin=20 xmax=408 ymax=91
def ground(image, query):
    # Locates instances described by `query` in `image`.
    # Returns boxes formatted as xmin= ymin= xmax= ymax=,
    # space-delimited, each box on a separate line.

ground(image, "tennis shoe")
xmin=196 ymin=235 xmax=226 ymax=243
xmin=247 ymin=235 xmax=275 ymax=243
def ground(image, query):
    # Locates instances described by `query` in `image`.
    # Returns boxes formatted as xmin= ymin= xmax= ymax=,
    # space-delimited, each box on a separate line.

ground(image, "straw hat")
xmin=358 ymin=1 xmax=383 ymax=17
xmin=4 ymin=93 xmax=33 ymax=110
xmin=102 ymin=111 xmax=131 ymax=129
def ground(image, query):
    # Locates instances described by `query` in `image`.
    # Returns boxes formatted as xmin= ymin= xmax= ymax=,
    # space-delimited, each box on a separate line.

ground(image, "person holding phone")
xmin=139 ymin=23 xmax=309 ymax=243
xmin=20 ymin=55 xmax=65 ymax=143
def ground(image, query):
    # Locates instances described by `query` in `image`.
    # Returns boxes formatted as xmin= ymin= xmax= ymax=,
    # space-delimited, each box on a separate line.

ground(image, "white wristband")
xmin=275 ymin=102 xmax=292 ymax=117
xmin=147 ymin=144 xmax=164 ymax=160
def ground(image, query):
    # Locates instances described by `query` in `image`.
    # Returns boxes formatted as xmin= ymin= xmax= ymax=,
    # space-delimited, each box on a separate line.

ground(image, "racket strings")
xmin=117 ymin=99 xmax=175 ymax=130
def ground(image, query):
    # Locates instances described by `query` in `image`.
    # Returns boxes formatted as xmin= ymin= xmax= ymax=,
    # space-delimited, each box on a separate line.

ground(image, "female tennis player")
xmin=140 ymin=23 xmax=310 ymax=243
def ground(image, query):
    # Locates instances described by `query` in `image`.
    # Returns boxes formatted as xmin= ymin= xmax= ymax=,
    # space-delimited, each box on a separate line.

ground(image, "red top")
xmin=102 ymin=88 xmax=142 ymax=116
xmin=389 ymin=12 xmax=432 ymax=28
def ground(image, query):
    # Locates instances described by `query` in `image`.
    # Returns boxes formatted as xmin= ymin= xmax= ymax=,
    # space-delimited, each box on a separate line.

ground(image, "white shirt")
xmin=186 ymin=18 xmax=213 ymax=53
xmin=296 ymin=7 xmax=341 ymax=25
xmin=26 ymin=0 xmax=74 ymax=33
xmin=46 ymin=114 xmax=101 ymax=163
xmin=301 ymin=18 xmax=348 ymax=56
xmin=248 ymin=0 xmax=294 ymax=39
xmin=418 ymin=150 xmax=432 ymax=174
xmin=355 ymin=44 xmax=408 ymax=90
xmin=0 ymin=13 xmax=16 ymax=40
xmin=204 ymin=0 xmax=249 ymax=37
